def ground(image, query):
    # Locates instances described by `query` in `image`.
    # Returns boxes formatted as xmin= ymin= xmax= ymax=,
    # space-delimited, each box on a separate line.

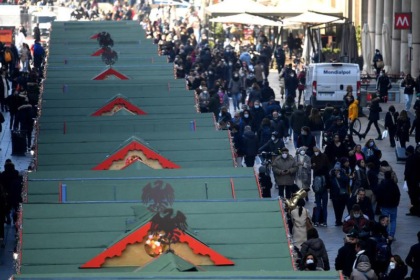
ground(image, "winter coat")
xmin=300 ymin=237 xmax=330 ymax=271
xmin=308 ymin=117 xmax=324 ymax=132
xmin=297 ymin=134 xmax=316 ymax=156
xmin=242 ymin=130 xmax=259 ymax=157
xmin=402 ymin=77 xmax=415 ymax=95
xmin=350 ymin=258 xmax=378 ymax=280
xmin=250 ymin=107 xmax=266 ymax=132
xmin=368 ymin=97 xmax=382 ymax=122
xmin=343 ymin=214 xmax=371 ymax=234
xmin=348 ymin=100 xmax=359 ymax=121
xmin=384 ymin=111 xmax=398 ymax=132
xmin=376 ymin=74 xmax=391 ymax=94
xmin=396 ymin=118 xmax=411 ymax=143
xmin=228 ymin=77 xmax=242 ymax=94
xmin=335 ymin=242 xmax=357 ymax=277
xmin=376 ymin=178 xmax=401 ymax=208
xmin=17 ymin=103 xmax=35 ymax=131
xmin=311 ymin=152 xmax=330 ymax=177
xmin=291 ymin=207 xmax=309 ymax=249
xmin=325 ymin=142 xmax=348 ymax=167
xmin=377 ymin=165 xmax=398 ymax=185
xmin=290 ymin=109 xmax=309 ymax=134
xmin=329 ymin=168 xmax=350 ymax=200
xmin=258 ymin=138 xmax=285 ymax=155
xmin=272 ymin=154 xmax=298 ymax=186
xmin=347 ymin=195 xmax=374 ymax=220
xmin=294 ymin=154 xmax=311 ymax=189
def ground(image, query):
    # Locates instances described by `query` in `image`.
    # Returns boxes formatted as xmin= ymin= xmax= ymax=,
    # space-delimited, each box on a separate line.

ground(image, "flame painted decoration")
xmin=142 ymin=180 xmax=187 ymax=254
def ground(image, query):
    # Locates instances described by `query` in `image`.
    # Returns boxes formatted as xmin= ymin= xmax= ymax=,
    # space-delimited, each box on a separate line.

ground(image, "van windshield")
xmin=37 ymin=16 xmax=55 ymax=23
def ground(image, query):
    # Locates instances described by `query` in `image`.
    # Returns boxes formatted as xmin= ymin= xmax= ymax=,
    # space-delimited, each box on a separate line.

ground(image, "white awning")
xmin=210 ymin=13 xmax=282 ymax=26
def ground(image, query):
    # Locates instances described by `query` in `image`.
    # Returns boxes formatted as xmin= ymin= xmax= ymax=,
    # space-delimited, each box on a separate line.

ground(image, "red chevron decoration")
xmin=80 ymin=222 xmax=234 ymax=268
xmin=92 ymin=68 xmax=129 ymax=80
xmin=91 ymin=96 xmax=146 ymax=116
xmin=92 ymin=139 xmax=180 ymax=170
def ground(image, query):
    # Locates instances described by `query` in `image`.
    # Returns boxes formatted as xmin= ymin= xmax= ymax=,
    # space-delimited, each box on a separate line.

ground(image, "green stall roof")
xmin=20 ymin=200 xmax=294 ymax=275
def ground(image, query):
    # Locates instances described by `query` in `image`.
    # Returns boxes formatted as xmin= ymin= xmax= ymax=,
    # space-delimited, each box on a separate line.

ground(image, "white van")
xmin=304 ymin=63 xmax=361 ymax=108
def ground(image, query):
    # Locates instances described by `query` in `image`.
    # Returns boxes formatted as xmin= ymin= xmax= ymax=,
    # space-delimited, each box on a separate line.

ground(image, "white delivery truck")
xmin=304 ymin=63 xmax=361 ymax=108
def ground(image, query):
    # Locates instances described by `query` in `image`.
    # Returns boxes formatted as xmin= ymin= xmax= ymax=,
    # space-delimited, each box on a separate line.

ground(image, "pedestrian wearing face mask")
xmin=300 ymin=254 xmax=324 ymax=271
xmin=250 ymin=100 xmax=265 ymax=132
xmin=297 ymin=126 xmax=316 ymax=157
xmin=294 ymin=147 xmax=311 ymax=194
xmin=272 ymin=147 xmax=298 ymax=199
xmin=300 ymin=228 xmax=330 ymax=271
xmin=381 ymin=255 xmax=407 ymax=280
xmin=258 ymin=131 xmax=285 ymax=155
xmin=343 ymin=204 xmax=371 ymax=234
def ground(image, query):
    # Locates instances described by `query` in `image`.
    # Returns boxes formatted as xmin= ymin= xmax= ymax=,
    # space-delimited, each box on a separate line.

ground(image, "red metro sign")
xmin=395 ymin=13 xmax=411 ymax=30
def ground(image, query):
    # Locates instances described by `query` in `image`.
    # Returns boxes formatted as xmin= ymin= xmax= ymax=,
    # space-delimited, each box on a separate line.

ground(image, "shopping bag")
xmin=403 ymin=181 xmax=408 ymax=192
xmin=382 ymin=130 xmax=388 ymax=139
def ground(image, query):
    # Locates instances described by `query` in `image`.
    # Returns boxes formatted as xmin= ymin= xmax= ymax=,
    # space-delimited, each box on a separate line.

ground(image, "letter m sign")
xmin=395 ymin=13 xmax=411 ymax=29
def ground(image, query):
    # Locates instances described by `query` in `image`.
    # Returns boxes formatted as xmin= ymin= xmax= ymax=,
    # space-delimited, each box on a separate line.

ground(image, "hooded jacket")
xmin=350 ymin=255 xmax=378 ymax=280
xmin=300 ymin=238 xmax=330 ymax=271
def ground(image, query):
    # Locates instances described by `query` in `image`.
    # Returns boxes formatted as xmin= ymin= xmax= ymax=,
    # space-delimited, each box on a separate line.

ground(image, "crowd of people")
xmin=142 ymin=4 xmax=420 ymax=280
xmin=1 ymin=2 xmax=420 ymax=279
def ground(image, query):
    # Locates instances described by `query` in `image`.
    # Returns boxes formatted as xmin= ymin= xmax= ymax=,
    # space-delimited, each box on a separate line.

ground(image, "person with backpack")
xmin=311 ymin=146 xmax=330 ymax=227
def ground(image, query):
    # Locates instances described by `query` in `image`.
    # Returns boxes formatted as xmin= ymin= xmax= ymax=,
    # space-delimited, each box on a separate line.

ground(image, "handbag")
xmin=305 ymin=209 xmax=313 ymax=230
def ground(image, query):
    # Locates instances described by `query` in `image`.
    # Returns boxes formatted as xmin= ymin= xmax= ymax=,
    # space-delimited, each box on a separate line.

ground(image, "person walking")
xmin=290 ymin=104 xmax=309 ymax=148
xmin=376 ymin=171 xmax=401 ymax=241
xmin=272 ymin=147 xmax=297 ymax=199
xmin=405 ymin=231 xmax=420 ymax=280
xmin=290 ymin=198 xmax=310 ymax=250
xmin=348 ymin=99 xmax=362 ymax=140
xmin=330 ymin=162 xmax=350 ymax=226
xmin=384 ymin=105 xmax=399 ymax=148
xmin=395 ymin=110 xmax=411 ymax=148
xmin=242 ymin=125 xmax=259 ymax=167
xmin=401 ymin=73 xmax=415 ymax=111
xmin=311 ymin=146 xmax=330 ymax=226
xmin=294 ymin=147 xmax=311 ymax=194
xmin=362 ymin=93 xmax=382 ymax=141
xmin=308 ymin=108 xmax=324 ymax=147
xmin=376 ymin=70 xmax=391 ymax=103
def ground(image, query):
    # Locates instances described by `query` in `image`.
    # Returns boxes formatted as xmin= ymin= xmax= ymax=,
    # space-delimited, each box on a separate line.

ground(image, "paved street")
xmin=0 ymin=111 xmax=32 ymax=280
xmin=265 ymin=68 xmax=419 ymax=272
xmin=0 ymin=67 xmax=419 ymax=279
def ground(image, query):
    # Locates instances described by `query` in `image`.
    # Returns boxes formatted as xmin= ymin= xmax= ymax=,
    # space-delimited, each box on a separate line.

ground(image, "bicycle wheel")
xmin=353 ymin=118 xmax=362 ymax=134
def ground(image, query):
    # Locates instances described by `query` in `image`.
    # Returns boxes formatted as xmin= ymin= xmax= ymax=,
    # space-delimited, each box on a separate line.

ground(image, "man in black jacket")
xmin=242 ymin=125 xmax=259 ymax=167
xmin=335 ymin=231 xmax=358 ymax=278
xmin=405 ymin=146 xmax=420 ymax=216
xmin=384 ymin=105 xmax=398 ymax=147
xmin=376 ymin=171 xmax=401 ymax=240
xmin=406 ymin=231 xmax=420 ymax=280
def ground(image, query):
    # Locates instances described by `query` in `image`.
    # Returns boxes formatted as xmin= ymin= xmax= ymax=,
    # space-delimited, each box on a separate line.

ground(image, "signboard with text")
xmin=395 ymin=13 xmax=411 ymax=30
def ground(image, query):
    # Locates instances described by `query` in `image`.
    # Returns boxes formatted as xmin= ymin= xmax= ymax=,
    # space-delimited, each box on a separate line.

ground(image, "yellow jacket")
xmin=348 ymin=100 xmax=359 ymax=121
